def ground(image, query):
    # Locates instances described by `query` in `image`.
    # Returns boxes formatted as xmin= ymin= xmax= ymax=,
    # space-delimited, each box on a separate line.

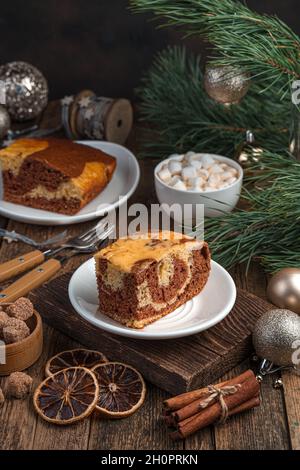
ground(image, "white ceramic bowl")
xmin=154 ymin=154 xmax=243 ymax=221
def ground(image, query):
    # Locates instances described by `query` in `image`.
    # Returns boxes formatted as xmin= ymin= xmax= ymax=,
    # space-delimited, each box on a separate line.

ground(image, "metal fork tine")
xmin=77 ymin=223 xmax=112 ymax=247
xmin=78 ymin=220 xmax=108 ymax=242
xmin=77 ymin=225 xmax=101 ymax=242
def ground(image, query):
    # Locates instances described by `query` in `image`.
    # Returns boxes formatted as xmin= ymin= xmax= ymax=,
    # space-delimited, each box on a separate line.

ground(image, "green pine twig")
xmin=204 ymin=152 xmax=300 ymax=273
xmin=130 ymin=0 xmax=300 ymax=99
xmin=137 ymin=46 xmax=290 ymax=159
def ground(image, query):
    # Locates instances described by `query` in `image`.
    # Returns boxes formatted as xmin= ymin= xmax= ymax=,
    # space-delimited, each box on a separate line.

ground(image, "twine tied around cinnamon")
xmin=199 ymin=384 xmax=242 ymax=424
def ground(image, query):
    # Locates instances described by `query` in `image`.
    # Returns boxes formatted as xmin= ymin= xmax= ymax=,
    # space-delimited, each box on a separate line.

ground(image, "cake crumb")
xmin=2 ymin=318 xmax=30 ymax=344
xmin=6 ymin=297 xmax=34 ymax=321
xmin=7 ymin=372 xmax=33 ymax=399
xmin=0 ymin=387 xmax=4 ymax=407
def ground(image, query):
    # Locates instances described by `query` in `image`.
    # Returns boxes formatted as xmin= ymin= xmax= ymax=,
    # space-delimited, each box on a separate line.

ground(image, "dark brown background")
xmin=0 ymin=0 xmax=299 ymax=100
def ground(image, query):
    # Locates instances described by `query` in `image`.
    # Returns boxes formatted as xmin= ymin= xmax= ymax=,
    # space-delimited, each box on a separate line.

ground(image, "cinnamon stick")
xmin=163 ymin=369 xmax=254 ymax=411
xmin=228 ymin=395 xmax=260 ymax=417
xmin=171 ymin=369 xmax=256 ymax=423
xmin=169 ymin=395 xmax=260 ymax=440
xmin=172 ymin=374 xmax=259 ymax=440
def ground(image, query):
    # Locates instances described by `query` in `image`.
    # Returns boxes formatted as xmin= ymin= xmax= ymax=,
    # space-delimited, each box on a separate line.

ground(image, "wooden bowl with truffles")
xmin=155 ymin=152 xmax=243 ymax=220
xmin=0 ymin=298 xmax=43 ymax=376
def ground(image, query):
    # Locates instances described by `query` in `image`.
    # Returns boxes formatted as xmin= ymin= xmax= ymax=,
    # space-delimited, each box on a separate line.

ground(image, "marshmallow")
xmin=226 ymin=176 xmax=237 ymax=186
xmin=169 ymin=176 xmax=181 ymax=186
xmin=208 ymin=174 xmax=221 ymax=186
xmin=192 ymin=153 xmax=204 ymax=160
xmin=185 ymin=152 xmax=198 ymax=165
xmin=209 ymin=163 xmax=223 ymax=174
xmin=168 ymin=160 xmax=182 ymax=175
xmin=200 ymin=154 xmax=215 ymax=169
xmin=198 ymin=169 xmax=209 ymax=180
xmin=172 ymin=179 xmax=187 ymax=191
xmin=190 ymin=160 xmax=203 ymax=171
xmin=230 ymin=168 xmax=238 ymax=177
xmin=158 ymin=166 xmax=172 ymax=182
xmin=222 ymin=170 xmax=233 ymax=180
xmin=187 ymin=176 xmax=201 ymax=190
xmin=185 ymin=151 xmax=196 ymax=159
xmin=181 ymin=166 xmax=197 ymax=180
xmin=168 ymin=153 xmax=184 ymax=161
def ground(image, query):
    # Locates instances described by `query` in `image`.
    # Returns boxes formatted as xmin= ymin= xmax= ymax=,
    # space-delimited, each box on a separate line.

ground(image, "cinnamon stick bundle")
xmin=169 ymin=369 xmax=254 ymax=424
xmin=162 ymin=370 xmax=260 ymax=440
xmin=163 ymin=369 xmax=253 ymax=412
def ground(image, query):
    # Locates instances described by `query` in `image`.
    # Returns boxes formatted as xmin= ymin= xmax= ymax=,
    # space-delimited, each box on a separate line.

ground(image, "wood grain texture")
xmin=282 ymin=370 xmax=300 ymax=450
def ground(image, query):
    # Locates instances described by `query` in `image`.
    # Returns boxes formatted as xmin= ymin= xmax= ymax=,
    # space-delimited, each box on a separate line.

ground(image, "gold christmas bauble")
xmin=204 ymin=65 xmax=250 ymax=105
xmin=236 ymin=146 xmax=263 ymax=168
xmin=267 ymin=268 xmax=300 ymax=314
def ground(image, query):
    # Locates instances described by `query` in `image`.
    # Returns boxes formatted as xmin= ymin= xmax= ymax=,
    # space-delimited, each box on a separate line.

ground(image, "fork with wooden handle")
xmin=0 ymin=222 xmax=114 ymax=304
xmin=0 ymin=219 xmax=109 ymax=283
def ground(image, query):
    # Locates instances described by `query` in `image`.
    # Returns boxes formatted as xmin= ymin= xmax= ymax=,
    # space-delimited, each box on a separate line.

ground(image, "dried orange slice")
xmin=45 ymin=349 xmax=107 ymax=377
xmin=92 ymin=362 xmax=146 ymax=419
xmin=33 ymin=367 xmax=99 ymax=425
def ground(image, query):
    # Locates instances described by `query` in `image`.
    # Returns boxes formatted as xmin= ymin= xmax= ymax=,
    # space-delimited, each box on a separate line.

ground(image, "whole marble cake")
xmin=95 ymin=232 xmax=211 ymax=328
xmin=0 ymin=138 xmax=116 ymax=215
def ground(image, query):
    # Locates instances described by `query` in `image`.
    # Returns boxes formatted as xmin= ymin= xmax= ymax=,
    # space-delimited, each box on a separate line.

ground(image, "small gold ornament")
xmin=204 ymin=65 xmax=250 ymax=105
xmin=267 ymin=268 xmax=300 ymax=314
xmin=253 ymin=309 xmax=300 ymax=367
xmin=235 ymin=131 xmax=263 ymax=168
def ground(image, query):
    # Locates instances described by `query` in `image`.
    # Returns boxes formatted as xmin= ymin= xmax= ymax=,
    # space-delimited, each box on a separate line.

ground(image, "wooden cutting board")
xmin=30 ymin=272 xmax=271 ymax=395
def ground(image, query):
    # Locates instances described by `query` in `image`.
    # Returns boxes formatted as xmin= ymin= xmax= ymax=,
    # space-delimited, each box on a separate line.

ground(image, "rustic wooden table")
xmin=0 ymin=124 xmax=299 ymax=450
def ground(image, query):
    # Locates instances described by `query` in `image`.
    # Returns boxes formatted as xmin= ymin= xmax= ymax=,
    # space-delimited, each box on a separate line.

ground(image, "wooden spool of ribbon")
xmin=61 ymin=90 xmax=133 ymax=144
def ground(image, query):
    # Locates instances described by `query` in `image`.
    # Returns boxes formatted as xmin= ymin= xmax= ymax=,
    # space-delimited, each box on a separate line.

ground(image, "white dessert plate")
xmin=68 ymin=258 xmax=237 ymax=340
xmin=0 ymin=141 xmax=140 ymax=226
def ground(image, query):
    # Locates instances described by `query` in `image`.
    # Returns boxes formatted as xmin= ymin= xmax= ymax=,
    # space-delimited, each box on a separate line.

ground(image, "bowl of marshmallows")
xmin=154 ymin=152 xmax=243 ymax=219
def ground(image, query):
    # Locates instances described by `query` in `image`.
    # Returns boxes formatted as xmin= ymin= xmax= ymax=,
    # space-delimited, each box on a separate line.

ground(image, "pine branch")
xmin=131 ymin=0 xmax=300 ymax=98
xmin=137 ymin=46 xmax=290 ymax=158
xmin=204 ymin=152 xmax=300 ymax=273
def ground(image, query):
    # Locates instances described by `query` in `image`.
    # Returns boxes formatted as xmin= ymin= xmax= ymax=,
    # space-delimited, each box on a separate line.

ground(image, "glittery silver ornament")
xmin=0 ymin=61 xmax=48 ymax=121
xmin=267 ymin=268 xmax=300 ymax=314
xmin=253 ymin=309 xmax=300 ymax=367
xmin=204 ymin=65 xmax=250 ymax=105
xmin=0 ymin=105 xmax=11 ymax=138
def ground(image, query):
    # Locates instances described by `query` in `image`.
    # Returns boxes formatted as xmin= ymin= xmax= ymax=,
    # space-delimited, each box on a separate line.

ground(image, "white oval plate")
xmin=0 ymin=141 xmax=140 ymax=226
xmin=68 ymin=258 xmax=237 ymax=340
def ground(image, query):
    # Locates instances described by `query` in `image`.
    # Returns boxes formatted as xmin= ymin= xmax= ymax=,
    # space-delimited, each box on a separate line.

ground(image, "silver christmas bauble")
xmin=204 ymin=65 xmax=250 ymax=105
xmin=267 ymin=268 xmax=300 ymax=314
xmin=0 ymin=61 xmax=48 ymax=121
xmin=0 ymin=105 xmax=11 ymax=138
xmin=253 ymin=309 xmax=300 ymax=367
